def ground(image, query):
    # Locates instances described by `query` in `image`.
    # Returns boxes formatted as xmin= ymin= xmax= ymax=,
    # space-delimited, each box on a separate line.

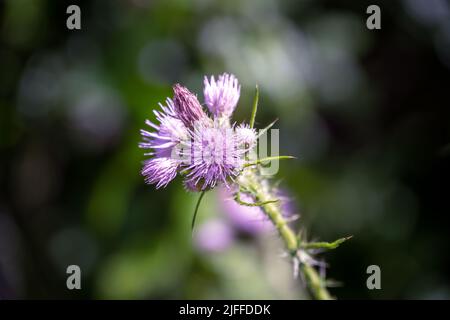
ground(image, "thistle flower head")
xmin=139 ymin=98 xmax=188 ymax=158
xmin=139 ymin=74 xmax=256 ymax=191
xmin=184 ymin=120 xmax=245 ymax=190
xmin=173 ymin=84 xmax=208 ymax=128
xmin=141 ymin=157 xmax=179 ymax=189
xmin=139 ymin=98 xmax=189 ymax=188
xmin=204 ymin=73 xmax=240 ymax=118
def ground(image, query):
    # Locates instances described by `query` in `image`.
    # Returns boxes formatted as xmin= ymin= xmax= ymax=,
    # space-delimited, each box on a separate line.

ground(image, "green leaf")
xmin=250 ymin=84 xmax=259 ymax=129
xmin=244 ymin=155 xmax=296 ymax=168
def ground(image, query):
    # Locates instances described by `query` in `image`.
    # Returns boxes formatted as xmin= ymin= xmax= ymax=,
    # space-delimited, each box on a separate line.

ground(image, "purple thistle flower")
xmin=173 ymin=84 xmax=208 ymax=128
xmin=204 ymin=73 xmax=241 ymax=118
xmin=139 ymin=98 xmax=188 ymax=158
xmin=140 ymin=74 xmax=255 ymax=191
xmin=139 ymin=98 xmax=188 ymax=188
xmin=184 ymin=120 xmax=245 ymax=190
xmin=141 ymin=157 xmax=179 ymax=189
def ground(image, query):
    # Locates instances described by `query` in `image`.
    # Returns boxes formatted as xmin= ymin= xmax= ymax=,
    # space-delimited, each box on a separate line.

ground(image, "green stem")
xmin=191 ymin=190 xmax=206 ymax=233
xmin=302 ymin=264 xmax=332 ymax=300
xmin=238 ymin=170 xmax=333 ymax=300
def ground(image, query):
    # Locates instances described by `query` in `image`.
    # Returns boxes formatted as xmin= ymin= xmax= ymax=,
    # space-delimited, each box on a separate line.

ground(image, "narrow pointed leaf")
xmin=257 ymin=118 xmax=278 ymax=138
xmin=302 ymin=236 xmax=353 ymax=250
xmin=244 ymin=155 xmax=296 ymax=167
xmin=250 ymin=85 xmax=259 ymax=129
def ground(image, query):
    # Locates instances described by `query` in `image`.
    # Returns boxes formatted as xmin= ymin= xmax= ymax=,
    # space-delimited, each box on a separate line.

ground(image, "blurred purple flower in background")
xmin=219 ymin=187 xmax=297 ymax=235
xmin=194 ymin=219 xmax=234 ymax=253
xmin=194 ymin=188 xmax=297 ymax=253
xmin=219 ymin=187 xmax=274 ymax=234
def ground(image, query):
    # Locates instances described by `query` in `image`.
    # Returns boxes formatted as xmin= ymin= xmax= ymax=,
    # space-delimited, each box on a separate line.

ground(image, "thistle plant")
xmin=139 ymin=73 xmax=350 ymax=300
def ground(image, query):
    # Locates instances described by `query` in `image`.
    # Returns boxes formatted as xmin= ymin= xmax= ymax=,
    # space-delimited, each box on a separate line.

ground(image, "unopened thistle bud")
xmin=173 ymin=83 xmax=208 ymax=128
